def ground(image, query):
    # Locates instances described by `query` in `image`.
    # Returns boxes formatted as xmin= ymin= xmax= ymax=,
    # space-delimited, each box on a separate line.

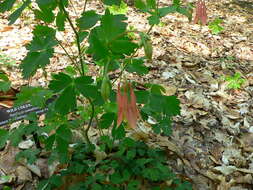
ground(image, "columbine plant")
xmin=0 ymin=0 xmax=193 ymax=189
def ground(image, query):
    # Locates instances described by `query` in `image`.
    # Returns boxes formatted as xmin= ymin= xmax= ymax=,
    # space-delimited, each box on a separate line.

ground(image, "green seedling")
xmin=208 ymin=18 xmax=224 ymax=34
xmin=108 ymin=1 xmax=128 ymax=15
xmin=224 ymin=72 xmax=246 ymax=90
xmin=0 ymin=73 xmax=11 ymax=92
xmin=0 ymin=53 xmax=16 ymax=67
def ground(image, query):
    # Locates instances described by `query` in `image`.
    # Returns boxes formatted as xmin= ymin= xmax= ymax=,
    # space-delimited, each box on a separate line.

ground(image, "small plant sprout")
xmin=224 ymin=72 xmax=246 ymax=90
xmin=208 ymin=18 xmax=224 ymax=34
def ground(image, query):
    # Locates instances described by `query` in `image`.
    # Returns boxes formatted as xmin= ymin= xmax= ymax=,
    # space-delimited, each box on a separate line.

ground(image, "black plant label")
xmin=0 ymin=96 xmax=56 ymax=127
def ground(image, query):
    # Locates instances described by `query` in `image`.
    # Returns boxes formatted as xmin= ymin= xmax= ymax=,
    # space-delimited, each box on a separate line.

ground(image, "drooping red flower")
xmin=193 ymin=0 xmax=207 ymax=25
xmin=116 ymin=82 xmax=140 ymax=128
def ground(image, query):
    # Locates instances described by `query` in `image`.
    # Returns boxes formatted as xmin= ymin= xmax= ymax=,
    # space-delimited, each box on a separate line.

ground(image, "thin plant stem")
xmin=55 ymin=38 xmax=82 ymax=75
xmin=83 ymin=97 xmax=95 ymax=146
xmin=112 ymin=24 xmax=154 ymax=85
xmin=83 ymin=0 xmax=88 ymax=13
xmin=59 ymin=0 xmax=85 ymax=76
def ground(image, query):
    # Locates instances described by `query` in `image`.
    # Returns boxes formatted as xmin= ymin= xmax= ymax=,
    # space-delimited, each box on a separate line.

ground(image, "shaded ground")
xmin=0 ymin=0 xmax=253 ymax=189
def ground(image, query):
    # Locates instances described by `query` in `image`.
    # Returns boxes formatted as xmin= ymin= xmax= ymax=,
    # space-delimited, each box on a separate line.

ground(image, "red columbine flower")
xmin=193 ymin=0 xmax=207 ymax=25
xmin=117 ymin=82 xmax=140 ymax=128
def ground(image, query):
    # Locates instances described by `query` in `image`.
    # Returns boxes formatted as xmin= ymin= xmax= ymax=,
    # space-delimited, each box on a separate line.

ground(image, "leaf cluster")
xmin=37 ymin=138 xmax=192 ymax=190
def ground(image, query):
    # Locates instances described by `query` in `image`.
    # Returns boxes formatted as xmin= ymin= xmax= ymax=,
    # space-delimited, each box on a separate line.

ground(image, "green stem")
xmin=55 ymin=38 xmax=82 ymax=75
xmin=83 ymin=97 xmax=95 ymax=146
xmin=0 ymin=96 xmax=16 ymax=100
xmin=59 ymin=0 xmax=85 ymax=76
xmin=112 ymin=24 xmax=155 ymax=85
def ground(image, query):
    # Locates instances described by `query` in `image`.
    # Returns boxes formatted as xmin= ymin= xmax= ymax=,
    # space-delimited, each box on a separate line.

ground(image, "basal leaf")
xmin=0 ymin=74 xmax=11 ymax=92
xmin=55 ymin=85 xmax=76 ymax=115
xmin=0 ymin=129 xmax=8 ymax=149
xmin=20 ymin=49 xmax=54 ymax=78
xmin=0 ymin=0 xmax=16 ymax=12
xmin=15 ymin=149 xmax=40 ymax=164
xmin=8 ymin=0 xmax=31 ymax=25
xmin=56 ymin=124 xmax=72 ymax=163
xmin=49 ymin=72 xmax=73 ymax=93
xmin=15 ymin=86 xmax=52 ymax=107
xmin=77 ymin=10 xmax=100 ymax=30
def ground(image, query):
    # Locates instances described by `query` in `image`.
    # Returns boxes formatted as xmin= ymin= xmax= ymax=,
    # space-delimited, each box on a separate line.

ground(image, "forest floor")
xmin=0 ymin=0 xmax=253 ymax=189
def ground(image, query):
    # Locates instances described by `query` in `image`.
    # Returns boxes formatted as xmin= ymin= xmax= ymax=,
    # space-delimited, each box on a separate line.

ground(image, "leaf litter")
xmin=0 ymin=0 xmax=253 ymax=189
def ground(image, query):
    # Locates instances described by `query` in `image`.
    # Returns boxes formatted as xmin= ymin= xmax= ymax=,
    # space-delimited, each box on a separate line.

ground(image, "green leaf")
xmin=74 ymin=76 xmax=93 ymax=85
xmin=15 ymin=149 xmax=40 ymax=164
xmin=49 ymin=72 xmax=73 ymax=93
xmin=77 ymin=10 xmax=100 ymax=30
xmin=135 ymin=90 xmax=149 ymax=104
xmin=27 ymin=25 xmax=57 ymax=52
xmin=149 ymin=94 xmax=180 ymax=116
xmin=150 ymin=84 xmax=166 ymax=94
xmin=34 ymin=8 xmax=55 ymax=23
xmin=0 ymin=129 xmax=8 ymax=149
xmin=56 ymin=124 xmax=72 ymax=163
xmin=78 ymin=31 xmax=89 ymax=43
xmin=177 ymin=7 xmax=192 ymax=19
xmin=148 ymin=14 xmax=160 ymax=25
xmin=0 ymin=81 xmax=11 ymax=92
xmin=158 ymin=6 xmax=176 ymax=17
xmin=15 ymin=86 xmax=52 ymax=107
xmin=55 ymin=85 xmax=76 ymax=115
xmin=103 ymin=0 xmax=121 ymax=6
xmin=88 ymin=28 xmax=110 ymax=60
xmin=110 ymin=38 xmax=138 ymax=55
xmin=125 ymin=58 xmax=148 ymax=75
xmin=146 ymin=0 xmax=156 ymax=9
xmin=8 ymin=0 xmax=31 ymax=25
xmin=45 ymin=134 xmax=55 ymax=151
xmin=20 ymin=49 xmax=54 ymax=78
xmin=36 ymin=0 xmax=57 ymax=7
xmin=74 ymin=76 xmax=100 ymax=100
xmin=0 ymin=0 xmax=16 ymax=12
xmin=56 ymin=10 xmax=66 ymax=31
xmin=173 ymin=0 xmax=181 ymax=6
xmin=153 ymin=118 xmax=172 ymax=135
xmin=108 ymin=1 xmax=128 ymax=15
xmin=9 ymin=125 xmax=25 ymax=146
xmin=135 ymin=0 xmax=148 ymax=12
xmin=112 ymin=124 xmax=125 ymax=139
xmin=100 ymin=9 xmax=127 ymax=42
xmin=99 ymin=113 xmax=115 ymax=129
